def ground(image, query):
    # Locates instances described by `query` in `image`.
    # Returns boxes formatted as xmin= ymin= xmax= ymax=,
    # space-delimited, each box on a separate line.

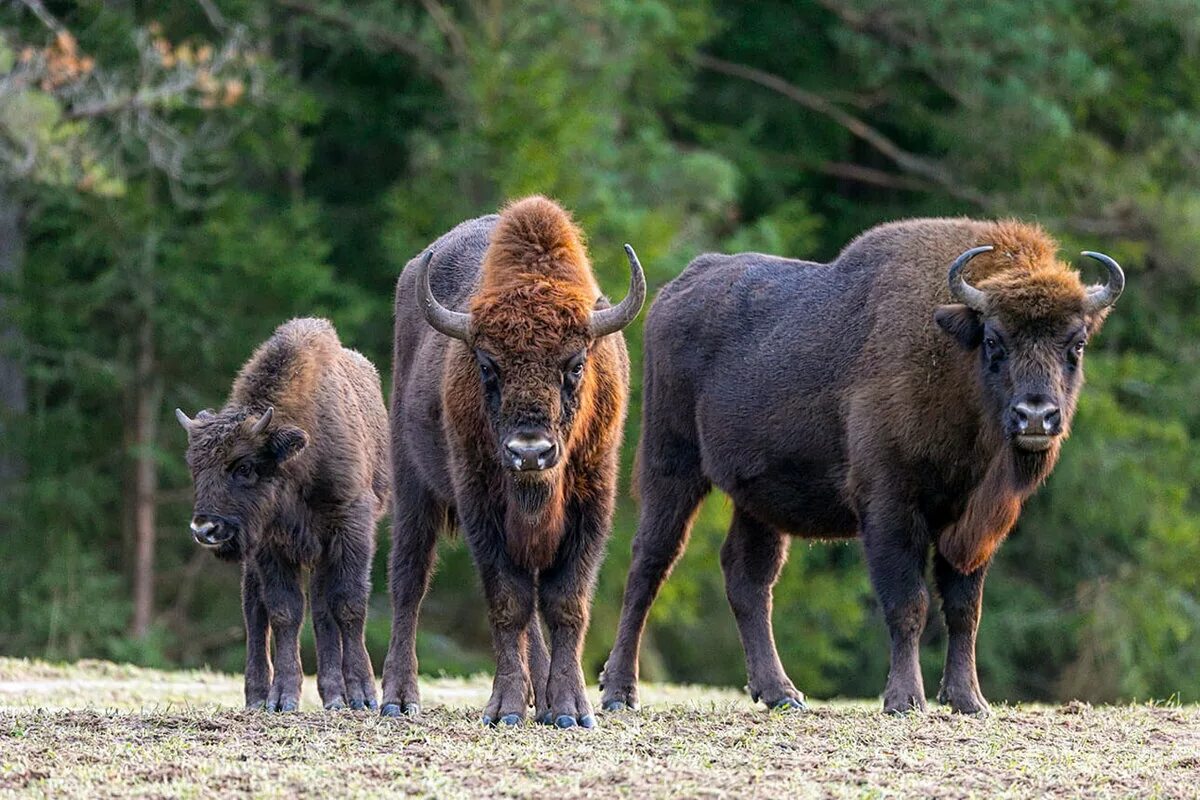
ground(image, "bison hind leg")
xmin=721 ymin=508 xmax=807 ymax=712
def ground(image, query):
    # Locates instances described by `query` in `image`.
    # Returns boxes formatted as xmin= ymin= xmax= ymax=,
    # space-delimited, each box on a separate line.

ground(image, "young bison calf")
xmin=176 ymin=318 xmax=389 ymax=712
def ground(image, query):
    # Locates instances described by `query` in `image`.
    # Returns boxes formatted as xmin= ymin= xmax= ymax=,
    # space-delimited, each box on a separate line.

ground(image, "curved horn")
xmin=175 ymin=408 xmax=193 ymax=430
xmin=947 ymin=245 xmax=993 ymax=311
xmin=1080 ymin=251 xmax=1125 ymax=313
xmin=251 ymin=406 xmax=274 ymax=435
xmin=589 ymin=244 xmax=647 ymax=338
xmin=415 ymin=250 xmax=472 ymax=341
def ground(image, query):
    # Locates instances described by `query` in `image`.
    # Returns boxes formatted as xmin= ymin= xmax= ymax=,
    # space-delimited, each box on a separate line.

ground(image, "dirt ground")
xmin=0 ymin=658 xmax=1197 ymax=798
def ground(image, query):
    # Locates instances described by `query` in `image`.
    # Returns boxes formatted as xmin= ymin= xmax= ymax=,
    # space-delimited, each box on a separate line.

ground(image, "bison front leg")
xmin=328 ymin=504 xmax=379 ymax=711
xmin=720 ymin=509 xmax=805 ymax=711
xmin=476 ymin=557 xmax=537 ymax=726
xmin=241 ymin=563 xmax=272 ymax=710
xmin=527 ymin=611 xmax=551 ymax=719
xmin=933 ymin=552 xmax=991 ymax=715
xmin=860 ymin=492 xmax=931 ymax=714
xmin=256 ymin=549 xmax=306 ymax=713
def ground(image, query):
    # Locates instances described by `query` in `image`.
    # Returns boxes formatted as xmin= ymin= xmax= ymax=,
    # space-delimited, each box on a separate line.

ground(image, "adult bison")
xmin=380 ymin=197 xmax=642 ymax=728
xmin=600 ymin=219 xmax=1124 ymax=715
xmin=176 ymin=318 xmax=389 ymax=712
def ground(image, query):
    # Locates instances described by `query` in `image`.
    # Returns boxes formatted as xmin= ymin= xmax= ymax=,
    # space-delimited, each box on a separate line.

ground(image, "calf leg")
xmin=860 ymin=492 xmax=931 ymax=714
xmin=241 ymin=563 xmax=272 ymax=710
xmin=934 ymin=552 xmax=990 ymax=715
xmin=380 ymin=478 xmax=442 ymax=717
xmin=256 ymin=549 xmax=306 ymax=712
xmin=310 ymin=556 xmax=349 ymax=710
xmin=328 ymin=502 xmax=379 ymax=711
xmin=721 ymin=508 xmax=805 ymax=710
xmin=600 ymin=455 xmax=709 ymax=711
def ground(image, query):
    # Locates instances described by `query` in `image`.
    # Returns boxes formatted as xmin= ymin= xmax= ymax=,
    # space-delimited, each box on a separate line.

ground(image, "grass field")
xmin=1 ymin=658 xmax=1197 ymax=798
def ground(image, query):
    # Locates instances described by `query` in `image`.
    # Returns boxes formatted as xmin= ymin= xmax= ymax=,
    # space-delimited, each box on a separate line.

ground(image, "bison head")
xmin=416 ymin=243 xmax=643 ymax=507
xmin=934 ymin=245 xmax=1123 ymax=454
xmin=174 ymin=405 xmax=308 ymax=560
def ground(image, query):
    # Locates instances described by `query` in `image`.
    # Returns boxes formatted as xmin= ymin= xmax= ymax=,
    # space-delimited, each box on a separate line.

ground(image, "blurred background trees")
xmin=1 ymin=0 xmax=1197 ymax=703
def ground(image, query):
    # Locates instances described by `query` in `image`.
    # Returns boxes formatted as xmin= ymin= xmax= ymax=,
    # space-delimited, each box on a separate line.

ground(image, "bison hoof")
xmin=603 ymin=700 xmax=632 ymax=713
xmin=500 ymin=714 xmax=522 ymax=726
xmin=554 ymin=715 xmax=576 ymax=729
xmin=883 ymin=695 xmax=927 ymax=715
xmin=246 ymin=700 xmax=267 ymax=711
xmin=272 ymin=699 xmax=299 ymax=713
xmin=770 ymin=697 xmax=807 ymax=712
xmin=579 ymin=714 xmax=596 ymax=729
xmin=324 ymin=699 xmax=346 ymax=711
xmin=536 ymin=712 xmax=554 ymax=725
xmin=348 ymin=698 xmax=365 ymax=711
xmin=381 ymin=702 xmax=419 ymax=718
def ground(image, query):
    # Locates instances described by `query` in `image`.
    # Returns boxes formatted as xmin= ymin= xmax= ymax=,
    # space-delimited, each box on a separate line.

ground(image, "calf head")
xmin=174 ymin=405 xmax=308 ymax=560
xmin=934 ymin=238 xmax=1124 ymax=456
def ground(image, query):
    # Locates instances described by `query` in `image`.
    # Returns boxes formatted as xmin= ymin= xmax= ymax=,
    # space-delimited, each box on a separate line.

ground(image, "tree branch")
xmin=275 ymin=0 xmax=456 ymax=92
xmin=418 ymin=0 xmax=468 ymax=60
xmin=696 ymin=53 xmax=990 ymax=208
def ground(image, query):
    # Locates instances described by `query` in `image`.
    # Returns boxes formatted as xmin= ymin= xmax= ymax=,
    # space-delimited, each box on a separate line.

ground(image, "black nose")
xmin=1012 ymin=398 xmax=1062 ymax=436
xmin=190 ymin=514 xmax=234 ymax=547
xmin=504 ymin=433 xmax=559 ymax=471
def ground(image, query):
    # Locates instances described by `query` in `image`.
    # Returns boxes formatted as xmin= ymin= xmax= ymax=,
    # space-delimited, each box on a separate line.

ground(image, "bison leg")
xmin=330 ymin=503 xmax=379 ymax=711
xmin=310 ymin=556 xmax=349 ymax=711
xmin=241 ymin=563 xmax=272 ymax=710
xmin=861 ymin=495 xmax=931 ymax=714
xmin=539 ymin=508 xmax=609 ymax=729
xmin=527 ymin=610 xmax=551 ymax=721
xmin=721 ymin=508 xmax=805 ymax=711
xmin=934 ymin=552 xmax=991 ymax=715
xmin=380 ymin=478 xmax=442 ymax=718
xmin=256 ymin=549 xmax=306 ymax=713
xmin=600 ymin=458 xmax=709 ymax=712
xmin=477 ymin=558 xmax=537 ymax=726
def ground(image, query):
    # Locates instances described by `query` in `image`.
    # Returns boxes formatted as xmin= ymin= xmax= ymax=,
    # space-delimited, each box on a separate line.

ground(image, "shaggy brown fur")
xmin=602 ymin=217 xmax=1120 ymax=718
xmin=381 ymin=197 xmax=633 ymax=729
xmin=178 ymin=318 xmax=389 ymax=712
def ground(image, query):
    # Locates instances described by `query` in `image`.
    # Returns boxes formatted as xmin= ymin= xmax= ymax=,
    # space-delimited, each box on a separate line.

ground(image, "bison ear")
xmin=267 ymin=425 xmax=309 ymax=464
xmin=934 ymin=304 xmax=983 ymax=350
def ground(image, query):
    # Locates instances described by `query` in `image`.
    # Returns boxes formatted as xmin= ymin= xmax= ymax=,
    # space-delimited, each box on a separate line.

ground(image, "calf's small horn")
xmin=175 ymin=408 xmax=193 ymax=430
xmin=947 ymin=245 xmax=993 ymax=311
xmin=1080 ymin=251 xmax=1125 ymax=312
xmin=251 ymin=406 xmax=274 ymax=435
xmin=415 ymin=250 xmax=473 ymax=341
xmin=589 ymin=244 xmax=647 ymax=338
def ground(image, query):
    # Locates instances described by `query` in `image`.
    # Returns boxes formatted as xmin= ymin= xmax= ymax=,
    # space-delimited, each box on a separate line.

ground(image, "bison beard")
xmin=380 ymin=197 xmax=638 ymax=728
xmin=600 ymin=216 xmax=1122 ymax=718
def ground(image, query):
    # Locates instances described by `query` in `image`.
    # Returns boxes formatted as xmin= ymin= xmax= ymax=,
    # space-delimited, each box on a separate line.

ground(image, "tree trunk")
xmin=0 ymin=184 xmax=27 ymax=503
xmin=130 ymin=231 xmax=161 ymax=639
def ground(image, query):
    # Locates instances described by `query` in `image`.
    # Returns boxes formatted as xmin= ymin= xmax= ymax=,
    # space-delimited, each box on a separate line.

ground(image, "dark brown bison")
xmin=600 ymin=219 xmax=1124 ymax=715
xmin=176 ymin=318 xmax=389 ymax=712
xmin=380 ymin=197 xmax=642 ymax=728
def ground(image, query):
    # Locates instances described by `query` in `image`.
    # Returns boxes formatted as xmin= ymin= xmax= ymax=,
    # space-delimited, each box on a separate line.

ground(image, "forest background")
xmin=2 ymin=0 xmax=1198 ymax=704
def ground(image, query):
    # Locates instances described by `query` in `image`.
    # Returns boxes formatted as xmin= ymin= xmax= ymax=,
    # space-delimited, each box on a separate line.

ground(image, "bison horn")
xmin=175 ymin=408 xmax=193 ymax=430
xmin=589 ymin=244 xmax=647 ymax=338
xmin=415 ymin=250 xmax=473 ymax=341
xmin=251 ymin=406 xmax=274 ymax=435
xmin=947 ymin=245 xmax=992 ymax=311
xmin=1080 ymin=251 xmax=1125 ymax=313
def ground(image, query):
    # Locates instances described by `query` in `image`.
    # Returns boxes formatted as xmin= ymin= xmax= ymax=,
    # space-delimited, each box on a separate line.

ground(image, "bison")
xmin=379 ymin=196 xmax=642 ymax=728
xmin=600 ymin=219 xmax=1124 ymax=715
xmin=175 ymin=317 xmax=389 ymax=712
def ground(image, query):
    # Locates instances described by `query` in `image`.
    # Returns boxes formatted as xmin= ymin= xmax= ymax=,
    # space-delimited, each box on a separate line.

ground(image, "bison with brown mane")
xmin=600 ymin=218 xmax=1124 ymax=715
xmin=380 ymin=197 xmax=643 ymax=728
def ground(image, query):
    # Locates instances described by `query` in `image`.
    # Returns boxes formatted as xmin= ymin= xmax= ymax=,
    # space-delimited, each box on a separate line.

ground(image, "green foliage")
xmin=1 ymin=0 xmax=1197 ymax=704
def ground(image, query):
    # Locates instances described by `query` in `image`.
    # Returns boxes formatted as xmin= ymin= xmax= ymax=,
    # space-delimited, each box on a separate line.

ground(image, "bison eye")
xmin=232 ymin=461 xmax=256 ymax=482
xmin=1074 ymin=340 xmax=1086 ymax=355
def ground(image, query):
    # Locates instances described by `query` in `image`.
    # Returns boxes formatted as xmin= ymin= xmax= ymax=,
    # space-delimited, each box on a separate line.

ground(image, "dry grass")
xmin=1 ymin=658 xmax=1197 ymax=798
